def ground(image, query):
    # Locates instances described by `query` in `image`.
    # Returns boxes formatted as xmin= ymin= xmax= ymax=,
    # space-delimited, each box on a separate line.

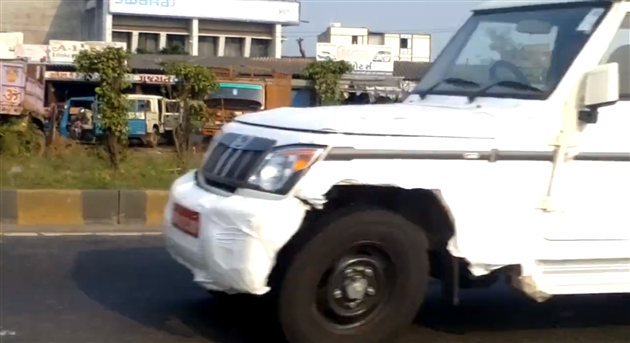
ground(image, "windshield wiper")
xmin=467 ymin=80 xmax=543 ymax=103
xmin=418 ymin=77 xmax=480 ymax=99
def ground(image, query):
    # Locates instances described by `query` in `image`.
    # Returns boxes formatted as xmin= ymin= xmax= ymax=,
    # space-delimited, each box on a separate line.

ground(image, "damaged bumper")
xmin=163 ymin=170 xmax=309 ymax=295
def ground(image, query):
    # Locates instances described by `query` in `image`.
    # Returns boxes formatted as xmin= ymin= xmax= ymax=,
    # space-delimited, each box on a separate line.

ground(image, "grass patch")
xmin=0 ymin=140 xmax=202 ymax=190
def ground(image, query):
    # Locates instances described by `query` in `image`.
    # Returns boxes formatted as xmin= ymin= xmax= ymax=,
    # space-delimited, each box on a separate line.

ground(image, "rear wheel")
xmin=145 ymin=126 xmax=160 ymax=148
xmin=277 ymin=208 xmax=430 ymax=343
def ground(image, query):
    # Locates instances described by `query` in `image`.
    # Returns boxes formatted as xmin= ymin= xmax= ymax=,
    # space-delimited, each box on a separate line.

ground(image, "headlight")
xmin=247 ymin=146 xmax=324 ymax=193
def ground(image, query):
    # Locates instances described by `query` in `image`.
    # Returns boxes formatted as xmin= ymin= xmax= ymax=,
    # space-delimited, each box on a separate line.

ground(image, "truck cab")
xmin=60 ymin=94 xmax=181 ymax=147
xmin=126 ymin=94 xmax=168 ymax=147
xmin=163 ymin=1 xmax=630 ymax=342
xmin=201 ymin=81 xmax=267 ymax=137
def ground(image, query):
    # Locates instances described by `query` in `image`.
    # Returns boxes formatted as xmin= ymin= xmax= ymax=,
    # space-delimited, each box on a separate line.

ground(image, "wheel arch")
xmin=268 ymin=183 xmax=463 ymax=300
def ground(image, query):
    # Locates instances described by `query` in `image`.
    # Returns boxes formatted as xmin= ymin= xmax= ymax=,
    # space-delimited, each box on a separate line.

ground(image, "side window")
xmin=601 ymin=14 xmax=630 ymax=99
xmin=137 ymin=100 xmax=150 ymax=112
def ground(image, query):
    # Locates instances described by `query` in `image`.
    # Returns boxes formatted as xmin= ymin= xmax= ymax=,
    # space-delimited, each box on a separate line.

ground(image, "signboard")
xmin=316 ymin=43 xmax=394 ymax=74
xmin=45 ymin=71 xmax=178 ymax=84
xmin=133 ymin=74 xmax=177 ymax=84
xmin=0 ymin=32 xmax=25 ymax=59
xmin=14 ymin=44 xmax=51 ymax=63
xmin=1 ymin=62 xmax=26 ymax=115
xmin=48 ymin=40 xmax=127 ymax=64
xmin=109 ymin=0 xmax=300 ymax=25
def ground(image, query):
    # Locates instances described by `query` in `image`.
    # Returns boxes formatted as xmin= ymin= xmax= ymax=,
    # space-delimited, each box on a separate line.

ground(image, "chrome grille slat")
xmin=219 ymin=149 xmax=242 ymax=177
xmin=200 ymin=133 xmax=276 ymax=192
xmin=213 ymin=145 xmax=234 ymax=175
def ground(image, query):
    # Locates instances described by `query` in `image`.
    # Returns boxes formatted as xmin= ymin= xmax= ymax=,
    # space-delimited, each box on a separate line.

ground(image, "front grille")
xmin=200 ymin=133 xmax=276 ymax=192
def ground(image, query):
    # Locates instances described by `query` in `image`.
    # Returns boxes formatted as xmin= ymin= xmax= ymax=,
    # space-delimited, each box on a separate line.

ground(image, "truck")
xmin=59 ymin=94 xmax=181 ymax=147
xmin=0 ymin=59 xmax=47 ymax=154
xmin=162 ymin=1 xmax=630 ymax=342
xmin=201 ymin=73 xmax=293 ymax=138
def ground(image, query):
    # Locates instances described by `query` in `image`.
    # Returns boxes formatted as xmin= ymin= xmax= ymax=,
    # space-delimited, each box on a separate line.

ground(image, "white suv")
xmin=163 ymin=1 xmax=630 ymax=342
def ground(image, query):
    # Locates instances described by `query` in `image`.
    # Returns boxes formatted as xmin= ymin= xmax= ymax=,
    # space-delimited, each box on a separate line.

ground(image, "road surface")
xmin=1 ymin=235 xmax=629 ymax=343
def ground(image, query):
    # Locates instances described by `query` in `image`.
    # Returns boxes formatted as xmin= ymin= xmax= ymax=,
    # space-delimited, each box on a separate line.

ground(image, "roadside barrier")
xmin=0 ymin=189 xmax=169 ymax=227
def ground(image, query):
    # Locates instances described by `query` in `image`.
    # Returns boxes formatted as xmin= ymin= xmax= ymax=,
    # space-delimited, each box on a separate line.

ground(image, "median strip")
xmin=0 ymin=189 xmax=168 ymax=232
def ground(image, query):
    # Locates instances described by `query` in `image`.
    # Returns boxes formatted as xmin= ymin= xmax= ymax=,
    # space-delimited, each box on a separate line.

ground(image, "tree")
xmin=160 ymin=43 xmax=187 ymax=55
xmin=303 ymin=60 xmax=353 ymax=106
xmin=74 ymin=47 xmax=131 ymax=169
xmin=164 ymin=62 xmax=218 ymax=161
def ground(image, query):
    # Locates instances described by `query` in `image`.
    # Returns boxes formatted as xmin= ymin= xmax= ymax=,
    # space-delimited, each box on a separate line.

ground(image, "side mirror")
xmin=579 ymin=63 xmax=619 ymax=124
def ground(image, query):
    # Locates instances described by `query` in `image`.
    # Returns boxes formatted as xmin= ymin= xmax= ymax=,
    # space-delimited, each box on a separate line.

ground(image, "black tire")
xmin=145 ymin=126 xmax=160 ymax=148
xmin=29 ymin=126 xmax=46 ymax=157
xmin=277 ymin=207 xmax=430 ymax=343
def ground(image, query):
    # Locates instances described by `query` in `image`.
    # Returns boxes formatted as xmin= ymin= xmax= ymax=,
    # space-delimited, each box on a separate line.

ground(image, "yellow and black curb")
xmin=0 ymin=189 xmax=169 ymax=228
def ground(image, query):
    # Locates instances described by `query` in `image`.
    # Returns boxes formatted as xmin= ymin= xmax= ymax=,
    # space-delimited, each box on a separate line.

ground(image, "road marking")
xmin=93 ymin=232 xmax=161 ymax=236
xmin=3 ymin=233 xmax=39 ymax=237
xmin=40 ymin=232 xmax=94 ymax=237
xmin=0 ymin=329 xmax=17 ymax=337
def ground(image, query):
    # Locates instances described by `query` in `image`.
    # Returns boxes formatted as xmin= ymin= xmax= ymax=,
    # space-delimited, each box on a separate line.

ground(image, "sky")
xmin=281 ymin=0 xmax=484 ymax=59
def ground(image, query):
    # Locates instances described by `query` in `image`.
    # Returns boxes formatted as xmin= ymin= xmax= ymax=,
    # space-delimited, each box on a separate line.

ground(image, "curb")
xmin=0 ymin=189 xmax=169 ymax=230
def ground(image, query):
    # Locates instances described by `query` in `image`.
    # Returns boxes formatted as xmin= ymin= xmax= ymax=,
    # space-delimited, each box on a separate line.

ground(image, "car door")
xmin=540 ymin=12 xmax=630 ymax=292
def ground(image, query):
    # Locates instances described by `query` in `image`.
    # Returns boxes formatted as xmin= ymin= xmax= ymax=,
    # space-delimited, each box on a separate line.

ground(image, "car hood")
xmin=234 ymin=103 xmax=495 ymax=138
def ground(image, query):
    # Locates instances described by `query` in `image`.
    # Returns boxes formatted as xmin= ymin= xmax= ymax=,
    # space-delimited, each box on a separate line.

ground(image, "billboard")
xmin=109 ymin=0 xmax=300 ymax=25
xmin=316 ymin=43 xmax=394 ymax=74
xmin=49 ymin=40 xmax=127 ymax=64
xmin=14 ymin=44 xmax=51 ymax=63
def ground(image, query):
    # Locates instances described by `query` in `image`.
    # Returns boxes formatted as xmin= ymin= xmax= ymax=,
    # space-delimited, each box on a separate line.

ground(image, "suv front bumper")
xmin=163 ymin=170 xmax=309 ymax=295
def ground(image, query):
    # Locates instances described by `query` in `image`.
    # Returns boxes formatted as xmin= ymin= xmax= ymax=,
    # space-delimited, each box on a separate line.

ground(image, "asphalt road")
xmin=1 ymin=235 xmax=629 ymax=343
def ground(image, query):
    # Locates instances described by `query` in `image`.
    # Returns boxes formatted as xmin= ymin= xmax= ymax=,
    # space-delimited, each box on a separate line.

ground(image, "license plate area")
xmin=172 ymin=203 xmax=200 ymax=238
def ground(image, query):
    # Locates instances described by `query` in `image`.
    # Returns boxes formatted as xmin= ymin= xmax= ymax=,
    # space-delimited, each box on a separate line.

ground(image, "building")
xmin=0 ymin=0 xmax=301 ymax=58
xmin=317 ymin=23 xmax=431 ymax=70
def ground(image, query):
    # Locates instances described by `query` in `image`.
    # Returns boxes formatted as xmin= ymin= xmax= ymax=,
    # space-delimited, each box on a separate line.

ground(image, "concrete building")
xmin=0 ymin=0 xmax=84 ymax=44
xmin=1 ymin=0 xmax=301 ymax=58
xmin=317 ymin=23 xmax=431 ymax=63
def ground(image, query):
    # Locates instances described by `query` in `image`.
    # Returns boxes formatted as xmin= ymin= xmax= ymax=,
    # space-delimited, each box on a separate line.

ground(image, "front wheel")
xmin=277 ymin=208 xmax=430 ymax=343
xmin=145 ymin=126 xmax=160 ymax=148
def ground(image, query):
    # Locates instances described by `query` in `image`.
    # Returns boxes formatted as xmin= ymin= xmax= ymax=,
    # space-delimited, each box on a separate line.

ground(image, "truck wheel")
xmin=30 ymin=127 xmax=46 ymax=157
xmin=277 ymin=208 xmax=430 ymax=343
xmin=145 ymin=127 xmax=159 ymax=148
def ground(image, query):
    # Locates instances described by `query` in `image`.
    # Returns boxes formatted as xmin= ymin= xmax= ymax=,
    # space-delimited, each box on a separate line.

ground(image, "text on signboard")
xmin=114 ymin=0 xmax=175 ymax=7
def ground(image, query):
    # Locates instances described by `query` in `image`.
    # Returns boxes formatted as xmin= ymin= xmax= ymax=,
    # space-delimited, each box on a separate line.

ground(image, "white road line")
xmin=40 ymin=232 xmax=94 ymax=237
xmin=0 ymin=330 xmax=17 ymax=337
xmin=93 ymin=232 xmax=162 ymax=236
xmin=3 ymin=233 xmax=39 ymax=237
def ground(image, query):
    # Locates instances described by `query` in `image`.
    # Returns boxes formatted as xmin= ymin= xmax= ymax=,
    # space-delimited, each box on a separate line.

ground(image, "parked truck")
xmin=163 ymin=1 xmax=630 ymax=343
xmin=201 ymin=73 xmax=292 ymax=138
xmin=59 ymin=94 xmax=181 ymax=147
xmin=0 ymin=59 xmax=47 ymax=154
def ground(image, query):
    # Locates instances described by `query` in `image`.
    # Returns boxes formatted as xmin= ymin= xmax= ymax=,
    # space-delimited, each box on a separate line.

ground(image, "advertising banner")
xmin=109 ymin=0 xmax=300 ymax=24
xmin=49 ymin=40 xmax=127 ymax=64
xmin=316 ymin=43 xmax=394 ymax=74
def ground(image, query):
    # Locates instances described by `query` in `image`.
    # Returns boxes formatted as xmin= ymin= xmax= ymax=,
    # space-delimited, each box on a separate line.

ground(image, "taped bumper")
xmin=163 ymin=170 xmax=309 ymax=295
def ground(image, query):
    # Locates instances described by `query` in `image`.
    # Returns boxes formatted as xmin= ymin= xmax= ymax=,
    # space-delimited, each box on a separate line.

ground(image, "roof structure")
xmin=129 ymin=54 xmax=315 ymax=76
xmin=43 ymin=54 xmax=433 ymax=81
xmin=392 ymin=61 xmax=432 ymax=81
xmin=476 ymin=0 xmax=611 ymax=11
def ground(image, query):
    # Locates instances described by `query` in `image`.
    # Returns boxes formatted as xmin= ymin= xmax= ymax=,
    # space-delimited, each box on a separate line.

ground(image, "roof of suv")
xmin=475 ymin=0 xmax=612 ymax=11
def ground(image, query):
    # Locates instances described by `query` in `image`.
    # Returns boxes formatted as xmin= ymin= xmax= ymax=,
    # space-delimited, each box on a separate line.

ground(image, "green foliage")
xmin=1 ymin=148 xmax=201 ymax=190
xmin=0 ymin=117 xmax=45 ymax=158
xmin=74 ymin=47 xmax=131 ymax=169
xmin=164 ymin=62 xmax=218 ymax=161
xmin=303 ymin=60 xmax=353 ymax=105
xmin=160 ymin=43 xmax=187 ymax=55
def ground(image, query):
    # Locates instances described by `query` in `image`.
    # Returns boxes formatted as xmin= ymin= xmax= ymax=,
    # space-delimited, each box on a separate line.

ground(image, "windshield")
xmin=206 ymin=83 xmax=264 ymax=110
xmin=127 ymin=99 xmax=150 ymax=112
xmin=413 ymin=3 xmax=610 ymax=100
